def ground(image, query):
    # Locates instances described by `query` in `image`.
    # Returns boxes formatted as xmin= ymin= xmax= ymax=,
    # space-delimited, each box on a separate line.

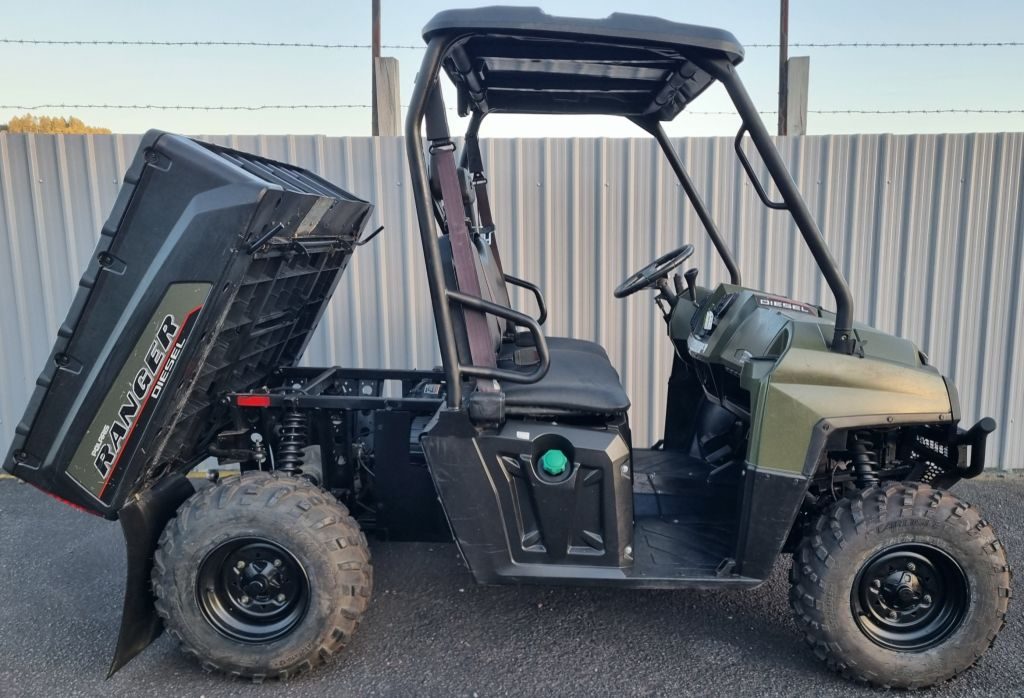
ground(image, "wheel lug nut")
xmin=276 ymin=593 xmax=286 ymax=602
xmin=871 ymin=579 xmax=881 ymax=588
xmin=907 ymin=562 xmax=916 ymax=572
xmin=274 ymin=559 xmax=282 ymax=567
xmin=240 ymin=595 xmax=250 ymax=604
xmin=923 ymin=594 xmax=932 ymax=604
xmin=888 ymin=611 xmax=898 ymax=620
xmin=236 ymin=561 xmax=245 ymax=570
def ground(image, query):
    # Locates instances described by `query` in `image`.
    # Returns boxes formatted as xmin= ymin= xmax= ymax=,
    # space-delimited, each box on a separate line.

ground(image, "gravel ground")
xmin=1 ymin=477 xmax=1021 ymax=697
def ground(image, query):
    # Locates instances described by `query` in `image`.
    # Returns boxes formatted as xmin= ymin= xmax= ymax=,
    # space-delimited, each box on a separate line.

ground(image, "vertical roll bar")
xmin=405 ymin=38 xmax=464 ymax=407
xmin=701 ymin=58 xmax=856 ymax=354
xmin=634 ymin=118 xmax=742 ymax=285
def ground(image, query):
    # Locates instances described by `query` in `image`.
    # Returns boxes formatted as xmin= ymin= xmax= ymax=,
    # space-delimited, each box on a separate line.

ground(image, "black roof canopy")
xmin=422 ymin=6 xmax=745 ymax=120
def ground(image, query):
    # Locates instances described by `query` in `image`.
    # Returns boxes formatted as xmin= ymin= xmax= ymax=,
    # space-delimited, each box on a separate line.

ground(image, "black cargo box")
xmin=3 ymin=130 xmax=373 ymax=517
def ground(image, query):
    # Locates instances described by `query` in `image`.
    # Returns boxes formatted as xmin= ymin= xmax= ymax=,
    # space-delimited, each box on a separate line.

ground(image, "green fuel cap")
xmin=539 ymin=449 xmax=569 ymax=477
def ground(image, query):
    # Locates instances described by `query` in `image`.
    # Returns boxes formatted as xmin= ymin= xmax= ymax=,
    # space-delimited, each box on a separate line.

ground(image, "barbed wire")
xmin=684 ymin=108 xmax=1024 ymax=115
xmin=812 ymin=108 xmax=1024 ymax=114
xmin=746 ymin=41 xmax=1024 ymax=48
xmin=2 ymin=38 xmax=1022 ymax=50
xmin=0 ymin=38 xmax=422 ymax=49
xmin=3 ymin=103 xmax=1023 ymax=115
xmin=0 ymin=103 xmax=374 ymax=111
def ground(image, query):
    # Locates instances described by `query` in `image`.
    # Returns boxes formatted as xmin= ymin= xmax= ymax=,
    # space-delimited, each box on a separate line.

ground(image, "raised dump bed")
xmin=3 ymin=130 xmax=373 ymax=517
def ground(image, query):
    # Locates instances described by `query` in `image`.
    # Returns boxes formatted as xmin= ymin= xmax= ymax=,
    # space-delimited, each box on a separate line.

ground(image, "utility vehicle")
xmin=3 ymin=6 xmax=1010 ymax=689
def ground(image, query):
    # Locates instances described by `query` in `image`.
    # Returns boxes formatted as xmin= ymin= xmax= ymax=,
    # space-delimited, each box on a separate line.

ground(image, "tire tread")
xmin=152 ymin=471 xmax=372 ymax=681
xmin=789 ymin=482 xmax=1011 ymax=690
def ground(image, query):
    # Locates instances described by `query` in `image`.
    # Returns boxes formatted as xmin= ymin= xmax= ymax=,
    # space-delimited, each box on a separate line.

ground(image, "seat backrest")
xmin=428 ymin=136 xmax=502 ymax=376
xmin=458 ymin=140 xmax=521 ymax=334
xmin=431 ymin=148 xmax=516 ymax=339
xmin=438 ymin=235 xmax=503 ymax=366
xmin=430 ymin=149 xmax=524 ymax=352
xmin=473 ymin=233 xmax=512 ymax=336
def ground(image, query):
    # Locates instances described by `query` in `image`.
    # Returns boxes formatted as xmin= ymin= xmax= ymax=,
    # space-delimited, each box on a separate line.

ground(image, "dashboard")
xmin=669 ymin=285 xmax=821 ymax=417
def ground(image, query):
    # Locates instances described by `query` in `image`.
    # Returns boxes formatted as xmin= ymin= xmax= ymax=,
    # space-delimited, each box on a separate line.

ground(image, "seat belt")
xmin=431 ymin=139 xmax=497 ymax=371
xmin=464 ymin=133 xmax=506 ymax=276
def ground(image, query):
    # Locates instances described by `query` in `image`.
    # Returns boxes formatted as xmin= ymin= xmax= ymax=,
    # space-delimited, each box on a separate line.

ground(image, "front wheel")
xmin=152 ymin=471 xmax=372 ymax=680
xmin=790 ymin=482 xmax=1011 ymax=689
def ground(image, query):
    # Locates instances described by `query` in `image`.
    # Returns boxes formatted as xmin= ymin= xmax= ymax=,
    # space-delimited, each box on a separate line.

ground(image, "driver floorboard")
xmin=630 ymin=448 xmax=741 ymax=575
xmin=632 ymin=517 xmax=735 ymax=572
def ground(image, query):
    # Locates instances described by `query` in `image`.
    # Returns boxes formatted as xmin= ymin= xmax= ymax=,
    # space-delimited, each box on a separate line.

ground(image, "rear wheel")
xmin=153 ymin=471 xmax=372 ymax=680
xmin=789 ymin=482 xmax=1010 ymax=689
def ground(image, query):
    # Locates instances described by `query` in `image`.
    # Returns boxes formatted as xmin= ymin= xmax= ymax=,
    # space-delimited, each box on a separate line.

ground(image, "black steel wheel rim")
xmin=852 ymin=543 xmax=969 ymax=651
xmin=197 ymin=537 xmax=310 ymax=643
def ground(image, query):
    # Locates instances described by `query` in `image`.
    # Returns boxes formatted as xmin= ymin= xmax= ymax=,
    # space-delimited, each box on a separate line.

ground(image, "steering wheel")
xmin=614 ymin=244 xmax=694 ymax=298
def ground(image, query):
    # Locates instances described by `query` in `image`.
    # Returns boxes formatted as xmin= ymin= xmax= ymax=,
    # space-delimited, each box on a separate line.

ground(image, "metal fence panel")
xmin=0 ymin=132 xmax=1020 ymax=469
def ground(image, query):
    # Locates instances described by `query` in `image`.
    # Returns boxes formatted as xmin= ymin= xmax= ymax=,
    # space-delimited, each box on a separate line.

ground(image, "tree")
xmin=2 ymin=114 xmax=111 ymax=134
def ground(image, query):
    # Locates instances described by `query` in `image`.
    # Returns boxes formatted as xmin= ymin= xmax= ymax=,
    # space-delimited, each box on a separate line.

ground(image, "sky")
xmin=2 ymin=0 xmax=1024 ymax=137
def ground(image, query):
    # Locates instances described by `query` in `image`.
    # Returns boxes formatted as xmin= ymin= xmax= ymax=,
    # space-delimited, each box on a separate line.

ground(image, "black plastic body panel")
xmin=3 ymin=131 xmax=373 ymax=517
xmin=420 ymin=410 xmax=762 ymax=588
xmin=421 ymin=410 xmax=635 ymax=584
xmin=373 ymin=410 xmax=452 ymax=542
xmin=733 ymin=465 xmax=809 ymax=579
xmin=479 ymin=418 xmax=634 ymax=568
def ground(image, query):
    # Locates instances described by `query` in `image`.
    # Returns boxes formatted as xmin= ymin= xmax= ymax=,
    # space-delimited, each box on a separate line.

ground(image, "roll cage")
xmin=405 ymin=7 xmax=857 ymax=408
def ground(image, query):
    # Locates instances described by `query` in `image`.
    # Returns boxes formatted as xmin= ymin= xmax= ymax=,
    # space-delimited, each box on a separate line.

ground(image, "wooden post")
xmin=373 ymin=56 xmax=401 ymax=136
xmin=371 ymin=0 xmax=382 ymax=135
xmin=778 ymin=0 xmax=789 ymax=135
xmin=785 ymin=56 xmax=810 ymax=136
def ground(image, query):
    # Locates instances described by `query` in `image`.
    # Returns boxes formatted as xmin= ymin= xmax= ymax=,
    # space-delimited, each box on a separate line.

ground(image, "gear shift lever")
xmin=684 ymin=267 xmax=699 ymax=302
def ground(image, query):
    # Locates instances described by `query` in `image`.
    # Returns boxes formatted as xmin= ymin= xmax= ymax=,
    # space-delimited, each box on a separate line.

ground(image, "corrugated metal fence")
xmin=1 ymin=132 xmax=1021 ymax=469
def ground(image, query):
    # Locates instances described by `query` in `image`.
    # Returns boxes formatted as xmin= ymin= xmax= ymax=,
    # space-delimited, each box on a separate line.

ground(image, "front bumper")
xmin=955 ymin=417 xmax=997 ymax=478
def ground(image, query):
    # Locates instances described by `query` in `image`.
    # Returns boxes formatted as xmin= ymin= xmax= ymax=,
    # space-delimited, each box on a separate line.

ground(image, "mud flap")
xmin=108 ymin=473 xmax=194 ymax=678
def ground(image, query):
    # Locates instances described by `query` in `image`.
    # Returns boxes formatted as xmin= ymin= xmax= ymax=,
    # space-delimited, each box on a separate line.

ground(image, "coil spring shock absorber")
xmin=276 ymin=408 xmax=308 ymax=475
xmin=850 ymin=433 xmax=880 ymax=489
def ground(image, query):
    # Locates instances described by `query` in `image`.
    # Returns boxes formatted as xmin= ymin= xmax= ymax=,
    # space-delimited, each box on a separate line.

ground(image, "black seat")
xmin=429 ymin=153 xmax=627 ymax=418
xmin=438 ymin=237 xmax=629 ymax=417
xmin=472 ymin=233 xmax=608 ymax=358
xmin=499 ymin=341 xmax=630 ymax=416
xmin=429 ymin=151 xmax=607 ymax=359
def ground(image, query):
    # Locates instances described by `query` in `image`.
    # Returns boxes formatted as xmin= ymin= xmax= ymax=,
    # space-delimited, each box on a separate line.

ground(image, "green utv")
xmin=3 ymin=6 xmax=1010 ymax=690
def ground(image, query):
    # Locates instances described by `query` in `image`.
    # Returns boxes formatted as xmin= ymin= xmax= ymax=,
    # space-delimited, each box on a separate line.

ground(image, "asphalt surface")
xmin=1 ymin=478 xmax=1022 ymax=697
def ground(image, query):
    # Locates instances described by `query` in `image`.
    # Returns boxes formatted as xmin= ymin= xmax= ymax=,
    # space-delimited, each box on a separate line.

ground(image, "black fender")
xmin=108 ymin=473 xmax=194 ymax=677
